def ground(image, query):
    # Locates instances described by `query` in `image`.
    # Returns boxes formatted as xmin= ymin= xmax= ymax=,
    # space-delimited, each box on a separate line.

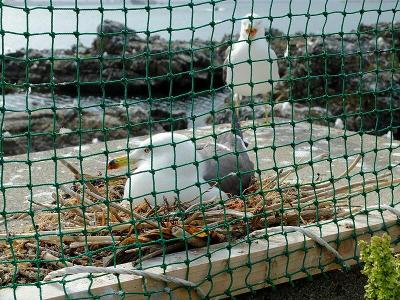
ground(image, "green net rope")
xmin=0 ymin=0 xmax=399 ymax=299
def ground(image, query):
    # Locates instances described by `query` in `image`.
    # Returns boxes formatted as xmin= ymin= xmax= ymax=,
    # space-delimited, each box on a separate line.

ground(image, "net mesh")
xmin=0 ymin=0 xmax=399 ymax=299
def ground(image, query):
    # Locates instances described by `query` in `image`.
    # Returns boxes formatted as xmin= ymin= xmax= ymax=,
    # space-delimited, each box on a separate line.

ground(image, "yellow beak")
xmin=108 ymin=156 xmax=139 ymax=170
xmin=245 ymin=26 xmax=257 ymax=38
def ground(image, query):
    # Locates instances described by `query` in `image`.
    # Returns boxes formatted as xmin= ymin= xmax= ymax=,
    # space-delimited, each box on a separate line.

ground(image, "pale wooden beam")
xmin=0 ymin=209 xmax=399 ymax=300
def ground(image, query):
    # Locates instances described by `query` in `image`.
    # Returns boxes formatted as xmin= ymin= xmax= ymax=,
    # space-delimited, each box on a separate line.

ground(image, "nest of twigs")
xmin=0 ymin=155 xmax=397 ymax=286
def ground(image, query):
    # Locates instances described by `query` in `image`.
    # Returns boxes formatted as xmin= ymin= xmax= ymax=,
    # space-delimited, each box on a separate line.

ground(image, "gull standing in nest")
xmin=224 ymin=13 xmax=280 ymax=123
xmin=108 ymin=112 xmax=254 ymax=207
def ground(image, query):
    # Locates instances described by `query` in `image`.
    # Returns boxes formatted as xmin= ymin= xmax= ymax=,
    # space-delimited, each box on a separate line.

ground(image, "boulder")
xmin=93 ymin=20 xmax=142 ymax=55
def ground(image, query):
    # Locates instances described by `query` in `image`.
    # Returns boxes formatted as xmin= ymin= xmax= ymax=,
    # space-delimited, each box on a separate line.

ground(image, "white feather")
xmin=123 ymin=133 xmax=228 ymax=207
xmin=59 ymin=128 xmax=72 ymax=134
xmin=334 ymin=118 xmax=344 ymax=129
xmin=284 ymin=42 xmax=289 ymax=58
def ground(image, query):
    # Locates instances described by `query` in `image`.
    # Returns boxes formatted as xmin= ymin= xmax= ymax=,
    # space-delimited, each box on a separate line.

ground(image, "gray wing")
xmin=202 ymin=46 xmax=253 ymax=196
xmin=198 ymin=132 xmax=254 ymax=196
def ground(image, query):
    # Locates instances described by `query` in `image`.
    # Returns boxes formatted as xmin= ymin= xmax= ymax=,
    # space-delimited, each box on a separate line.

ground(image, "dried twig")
xmin=2 ymin=153 xmax=397 ymax=287
xmin=171 ymin=226 xmax=207 ymax=248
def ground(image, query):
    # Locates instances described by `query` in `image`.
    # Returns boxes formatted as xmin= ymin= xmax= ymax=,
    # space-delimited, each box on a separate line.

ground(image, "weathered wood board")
xmin=1 ymin=207 xmax=398 ymax=300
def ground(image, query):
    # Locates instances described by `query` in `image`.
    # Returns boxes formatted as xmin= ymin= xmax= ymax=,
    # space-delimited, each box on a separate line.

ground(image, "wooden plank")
xmin=0 ymin=209 xmax=399 ymax=300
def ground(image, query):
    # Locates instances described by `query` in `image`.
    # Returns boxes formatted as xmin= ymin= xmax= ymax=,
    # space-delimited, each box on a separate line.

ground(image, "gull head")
xmin=240 ymin=13 xmax=266 ymax=40
xmin=107 ymin=132 xmax=197 ymax=173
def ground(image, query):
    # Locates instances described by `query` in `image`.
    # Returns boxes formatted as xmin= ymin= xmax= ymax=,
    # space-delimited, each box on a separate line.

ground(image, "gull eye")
xmin=144 ymin=147 xmax=151 ymax=154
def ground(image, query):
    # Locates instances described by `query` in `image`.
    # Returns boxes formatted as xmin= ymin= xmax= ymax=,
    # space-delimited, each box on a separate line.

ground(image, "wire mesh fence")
xmin=0 ymin=0 xmax=399 ymax=299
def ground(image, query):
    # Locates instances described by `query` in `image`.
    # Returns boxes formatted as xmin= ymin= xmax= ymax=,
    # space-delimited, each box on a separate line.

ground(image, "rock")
xmin=206 ymin=95 xmax=333 ymax=127
xmin=1 ymin=106 xmax=187 ymax=155
xmin=1 ymin=20 xmax=399 ymax=140
xmin=206 ymin=105 xmax=267 ymax=125
xmin=150 ymin=109 xmax=188 ymax=131
xmin=1 ymin=20 xmax=225 ymax=97
xmin=93 ymin=20 xmax=142 ymax=55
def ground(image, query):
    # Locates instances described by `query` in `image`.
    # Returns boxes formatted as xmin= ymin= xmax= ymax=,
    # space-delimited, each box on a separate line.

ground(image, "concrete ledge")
xmin=1 ymin=118 xmax=399 ymax=218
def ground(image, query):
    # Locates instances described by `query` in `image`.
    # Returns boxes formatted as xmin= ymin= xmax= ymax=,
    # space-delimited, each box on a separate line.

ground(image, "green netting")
xmin=0 ymin=0 xmax=399 ymax=299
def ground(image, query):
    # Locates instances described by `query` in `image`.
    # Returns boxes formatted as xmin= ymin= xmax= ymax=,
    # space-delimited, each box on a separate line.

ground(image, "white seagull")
xmin=224 ymin=13 xmax=280 ymax=123
xmin=108 ymin=114 xmax=254 ymax=207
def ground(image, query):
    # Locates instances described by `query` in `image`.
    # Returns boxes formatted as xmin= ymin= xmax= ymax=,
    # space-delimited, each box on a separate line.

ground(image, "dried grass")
xmin=1 ymin=157 xmax=397 ymax=286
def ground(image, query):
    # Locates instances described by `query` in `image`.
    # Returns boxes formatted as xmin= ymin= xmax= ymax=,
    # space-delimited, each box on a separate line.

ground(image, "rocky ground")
xmin=274 ymin=22 xmax=400 ymax=139
xmin=1 ymin=20 xmax=399 ymax=155
xmin=2 ymin=20 xmax=225 ymax=97
xmin=1 ymin=106 xmax=187 ymax=155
